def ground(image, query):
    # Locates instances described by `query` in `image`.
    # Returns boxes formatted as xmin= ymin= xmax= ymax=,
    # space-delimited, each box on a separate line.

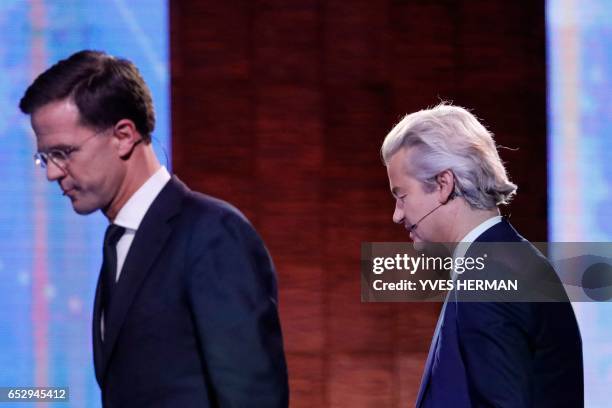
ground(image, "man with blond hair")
xmin=382 ymin=104 xmax=583 ymax=407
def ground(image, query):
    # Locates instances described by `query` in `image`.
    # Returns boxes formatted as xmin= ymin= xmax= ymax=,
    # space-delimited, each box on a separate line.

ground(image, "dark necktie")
xmin=101 ymin=224 xmax=125 ymax=321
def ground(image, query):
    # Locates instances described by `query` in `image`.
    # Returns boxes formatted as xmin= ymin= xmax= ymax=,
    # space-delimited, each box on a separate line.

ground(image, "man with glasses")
xmin=20 ymin=50 xmax=289 ymax=407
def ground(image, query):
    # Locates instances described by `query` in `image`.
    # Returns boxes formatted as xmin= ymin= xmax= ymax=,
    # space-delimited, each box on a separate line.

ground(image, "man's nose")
xmin=392 ymin=202 xmax=405 ymax=224
xmin=45 ymin=161 xmax=65 ymax=181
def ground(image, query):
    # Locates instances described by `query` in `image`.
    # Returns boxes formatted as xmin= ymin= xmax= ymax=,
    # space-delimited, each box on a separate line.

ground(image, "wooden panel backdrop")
xmin=170 ymin=1 xmax=546 ymax=406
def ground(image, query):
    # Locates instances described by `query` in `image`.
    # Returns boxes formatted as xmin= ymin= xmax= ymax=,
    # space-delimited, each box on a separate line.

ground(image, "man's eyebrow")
xmin=37 ymin=144 xmax=72 ymax=153
xmin=391 ymin=187 xmax=404 ymax=198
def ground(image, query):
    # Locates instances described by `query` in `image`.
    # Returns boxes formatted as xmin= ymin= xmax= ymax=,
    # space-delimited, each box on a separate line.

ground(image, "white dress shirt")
xmin=101 ymin=166 xmax=171 ymax=340
xmin=452 ymin=215 xmax=503 ymax=272
xmin=111 ymin=166 xmax=171 ymax=281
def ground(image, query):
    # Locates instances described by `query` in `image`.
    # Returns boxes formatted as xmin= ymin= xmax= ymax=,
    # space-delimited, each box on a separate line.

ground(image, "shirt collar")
xmin=112 ymin=166 xmax=171 ymax=231
xmin=453 ymin=215 xmax=503 ymax=260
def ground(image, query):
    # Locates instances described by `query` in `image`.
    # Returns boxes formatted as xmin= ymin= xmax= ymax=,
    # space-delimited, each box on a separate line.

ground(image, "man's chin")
xmin=71 ymin=200 xmax=98 ymax=215
xmin=412 ymin=240 xmax=427 ymax=251
xmin=409 ymin=232 xmax=429 ymax=251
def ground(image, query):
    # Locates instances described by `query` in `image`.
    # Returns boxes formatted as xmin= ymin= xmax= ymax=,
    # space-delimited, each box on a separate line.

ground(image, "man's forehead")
xmin=31 ymin=100 xmax=84 ymax=148
xmin=31 ymin=99 xmax=81 ymax=132
xmin=387 ymin=148 xmax=413 ymax=176
xmin=387 ymin=165 xmax=404 ymax=197
xmin=387 ymin=147 xmax=418 ymax=193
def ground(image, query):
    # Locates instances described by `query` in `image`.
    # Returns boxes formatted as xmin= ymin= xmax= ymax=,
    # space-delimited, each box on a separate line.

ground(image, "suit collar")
xmin=453 ymin=215 xmax=503 ymax=260
xmin=474 ymin=217 xmax=524 ymax=243
xmin=113 ymin=166 xmax=171 ymax=231
xmin=93 ymin=176 xmax=189 ymax=384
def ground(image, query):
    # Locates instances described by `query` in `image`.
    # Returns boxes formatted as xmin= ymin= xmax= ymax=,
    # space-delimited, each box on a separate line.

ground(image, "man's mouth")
xmin=62 ymin=188 xmax=75 ymax=197
xmin=405 ymin=223 xmax=414 ymax=235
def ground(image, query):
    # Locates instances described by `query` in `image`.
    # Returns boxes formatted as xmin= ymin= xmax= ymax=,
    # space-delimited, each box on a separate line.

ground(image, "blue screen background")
xmin=548 ymin=0 xmax=612 ymax=405
xmin=0 ymin=1 xmax=168 ymax=406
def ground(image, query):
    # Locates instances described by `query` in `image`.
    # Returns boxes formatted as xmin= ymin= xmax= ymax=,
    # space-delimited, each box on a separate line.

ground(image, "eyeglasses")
xmin=33 ymin=129 xmax=108 ymax=171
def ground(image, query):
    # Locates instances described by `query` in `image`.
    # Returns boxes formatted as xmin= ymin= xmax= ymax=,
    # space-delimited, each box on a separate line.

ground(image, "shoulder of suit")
xmin=179 ymin=189 xmax=252 ymax=229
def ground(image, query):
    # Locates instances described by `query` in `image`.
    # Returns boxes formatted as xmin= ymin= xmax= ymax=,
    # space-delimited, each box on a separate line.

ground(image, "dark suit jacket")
xmin=416 ymin=219 xmax=583 ymax=408
xmin=92 ymin=177 xmax=289 ymax=407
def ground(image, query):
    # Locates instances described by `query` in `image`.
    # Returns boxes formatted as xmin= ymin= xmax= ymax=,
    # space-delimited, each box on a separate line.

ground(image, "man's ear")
xmin=436 ymin=170 xmax=455 ymax=203
xmin=113 ymin=119 xmax=141 ymax=158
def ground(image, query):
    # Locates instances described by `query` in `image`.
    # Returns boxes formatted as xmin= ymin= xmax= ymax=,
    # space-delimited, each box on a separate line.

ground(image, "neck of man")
xmin=444 ymin=199 xmax=500 ymax=244
xmin=104 ymin=145 xmax=161 ymax=222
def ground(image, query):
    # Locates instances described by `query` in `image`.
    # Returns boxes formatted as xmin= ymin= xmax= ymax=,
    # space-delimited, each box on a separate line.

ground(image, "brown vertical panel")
xmin=389 ymin=1 xmax=458 ymax=108
xmin=170 ymin=0 xmax=256 ymax=214
xmin=397 ymin=352 xmax=429 ymax=405
xmin=287 ymin=353 xmax=326 ymax=408
xmin=329 ymin=354 xmax=396 ymax=407
xmin=321 ymin=4 xmax=400 ymax=406
xmin=251 ymin=0 xmax=327 ymax=402
xmin=453 ymin=0 xmax=548 ymax=240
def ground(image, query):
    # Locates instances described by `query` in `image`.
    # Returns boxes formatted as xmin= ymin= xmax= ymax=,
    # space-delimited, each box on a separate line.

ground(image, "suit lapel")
xmin=92 ymin=269 xmax=104 ymax=384
xmin=93 ymin=176 xmax=188 ymax=383
xmin=415 ymin=292 xmax=451 ymax=407
xmin=415 ymin=330 xmax=439 ymax=407
xmin=414 ymin=218 xmax=520 ymax=405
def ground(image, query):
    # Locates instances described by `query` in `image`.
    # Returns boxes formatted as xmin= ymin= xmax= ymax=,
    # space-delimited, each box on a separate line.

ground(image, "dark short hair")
xmin=19 ymin=50 xmax=155 ymax=142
